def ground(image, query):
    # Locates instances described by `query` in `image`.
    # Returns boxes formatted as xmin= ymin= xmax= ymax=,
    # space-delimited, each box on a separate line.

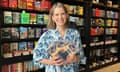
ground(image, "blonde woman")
xmin=33 ymin=2 xmax=86 ymax=72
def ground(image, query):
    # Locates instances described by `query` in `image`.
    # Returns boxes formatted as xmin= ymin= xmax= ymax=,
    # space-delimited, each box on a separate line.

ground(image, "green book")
xmin=21 ymin=11 xmax=30 ymax=24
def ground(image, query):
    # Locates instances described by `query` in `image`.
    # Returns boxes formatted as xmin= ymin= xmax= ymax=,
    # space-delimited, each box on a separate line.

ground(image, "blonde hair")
xmin=47 ymin=2 xmax=69 ymax=29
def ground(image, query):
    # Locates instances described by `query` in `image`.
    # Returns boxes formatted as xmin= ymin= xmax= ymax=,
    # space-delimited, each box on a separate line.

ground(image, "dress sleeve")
xmin=33 ymin=33 xmax=49 ymax=68
xmin=74 ymin=30 xmax=86 ymax=64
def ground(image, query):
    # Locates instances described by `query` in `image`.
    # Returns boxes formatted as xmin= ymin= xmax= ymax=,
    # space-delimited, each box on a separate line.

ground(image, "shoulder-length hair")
xmin=47 ymin=2 xmax=69 ymax=29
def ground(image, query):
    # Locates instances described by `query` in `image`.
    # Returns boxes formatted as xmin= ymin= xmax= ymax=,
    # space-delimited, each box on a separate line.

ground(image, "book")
xmin=28 ymin=41 xmax=34 ymax=54
xmin=35 ymin=28 xmax=42 ymax=38
xmin=77 ymin=6 xmax=84 ymax=15
xmin=11 ymin=27 xmax=19 ymax=39
xmin=0 ymin=0 xmax=9 ymax=7
xmin=34 ymin=1 xmax=41 ymax=11
xmin=30 ymin=13 xmax=37 ymax=24
xmin=26 ymin=0 xmax=34 ymax=10
xmin=40 ymin=0 xmax=51 ymax=11
xmin=43 ymin=14 xmax=49 ymax=24
xmin=9 ymin=0 xmax=17 ymax=8
xmin=12 ymin=12 xmax=20 ymax=24
xmin=4 ymin=11 xmax=12 ymax=24
xmin=2 ymin=65 xmax=9 ymax=72
xmin=10 ymin=42 xmax=18 ymax=53
xmin=20 ymin=27 xmax=28 ymax=39
xmin=78 ymin=18 xmax=84 ymax=26
xmin=18 ymin=42 xmax=27 ymax=51
xmin=21 ymin=11 xmax=30 ymax=24
xmin=28 ymin=27 xmax=35 ymax=38
xmin=1 ymin=43 xmax=13 ymax=58
xmin=18 ymin=0 xmax=26 ymax=9
xmin=1 ymin=28 xmax=11 ymax=39
xmin=37 ymin=14 xmax=44 ymax=24
xmin=47 ymin=40 xmax=79 ymax=60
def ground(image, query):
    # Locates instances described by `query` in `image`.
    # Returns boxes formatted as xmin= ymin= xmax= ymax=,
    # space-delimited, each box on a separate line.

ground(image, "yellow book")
xmin=78 ymin=6 xmax=84 ymax=15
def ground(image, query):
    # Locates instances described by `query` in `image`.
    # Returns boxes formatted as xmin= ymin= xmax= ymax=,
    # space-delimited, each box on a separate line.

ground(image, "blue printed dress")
xmin=33 ymin=28 xmax=86 ymax=72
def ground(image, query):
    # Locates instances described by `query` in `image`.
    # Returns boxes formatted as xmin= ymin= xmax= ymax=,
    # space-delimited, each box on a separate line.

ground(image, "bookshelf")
xmin=0 ymin=0 xmax=120 ymax=72
xmin=88 ymin=0 xmax=120 ymax=71
xmin=0 ymin=0 xmax=51 ymax=72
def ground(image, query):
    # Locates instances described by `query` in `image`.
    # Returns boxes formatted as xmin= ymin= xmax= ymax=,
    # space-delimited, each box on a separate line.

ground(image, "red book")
xmin=0 ymin=0 xmax=9 ymax=7
xmin=40 ymin=0 xmax=51 ymax=11
xmin=91 ymin=28 xmax=96 ymax=36
xmin=2 ymin=65 xmax=8 ymax=72
xmin=9 ymin=0 xmax=18 ymax=8
xmin=11 ymin=63 xmax=17 ymax=72
xmin=95 ymin=8 xmax=99 ymax=17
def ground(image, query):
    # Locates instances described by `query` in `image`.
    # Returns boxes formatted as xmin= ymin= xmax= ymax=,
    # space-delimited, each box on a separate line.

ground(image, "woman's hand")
xmin=49 ymin=55 xmax=64 ymax=66
xmin=64 ymin=54 xmax=80 ymax=64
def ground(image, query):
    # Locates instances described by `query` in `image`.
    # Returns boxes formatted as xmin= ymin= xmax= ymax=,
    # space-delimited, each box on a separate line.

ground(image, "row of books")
xmin=106 ymin=19 xmax=118 ymax=27
xmin=92 ymin=8 xmax=105 ymax=17
xmin=105 ymin=28 xmax=118 ymax=35
xmin=4 ymin=11 xmax=49 ymax=24
xmin=1 ymin=41 xmax=37 ymax=58
xmin=91 ymin=27 xmax=104 ymax=36
xmin=92 ymin=8 xmax=119 ymax=18
xmin=89 ymin=56 xmax=118 ymax=68
xmin=1 ymin=27 xmax=47 ymax=39
xmin=90 ymin=39 xmax=117 ymax=47
xmin=90 ymin=47 xmax=118 ymax=58
xmin=91 ymin=18 xmax=104 ymax=27
xmin=0 ymin=0 xmax=51 ymax=11
xmin=70 ymin=16 xmax=84 ymax=26
xmin=91 ymin=18 xmax=118 ymax=27
xmin=2 ymin=60 xmax=40 ymax=72
xmin=64 ymin=4 xmax=84 ymax=15
xmin=106 ymin=10 xmax=119 ymax=19
xmin=90 ymin=27 xmax=118 ymax=36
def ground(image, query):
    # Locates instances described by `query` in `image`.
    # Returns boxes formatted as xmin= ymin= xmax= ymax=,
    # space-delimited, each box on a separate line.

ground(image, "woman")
xmin=33 ymin=2 xmax=86 ymax=72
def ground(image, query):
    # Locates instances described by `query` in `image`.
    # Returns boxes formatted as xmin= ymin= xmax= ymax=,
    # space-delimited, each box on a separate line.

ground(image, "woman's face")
xmin=52 ymin=7 xmax=68 ymax=27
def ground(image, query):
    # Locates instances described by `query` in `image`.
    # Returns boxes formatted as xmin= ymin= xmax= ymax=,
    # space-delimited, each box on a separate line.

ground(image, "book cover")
xmin=47 ymin=40 xmax=79 ymax=60
xmin=26 ymin=1 xmax=34 ymax=10
xmin=1 ymin=43 xmax=10 ymax=54
xmin=4 ymin=11 xmax=12 ymax=24
xmin=95 ymin=8 xmax=99 ymax=17
xmin=10 ymin=42 xmax=18 ymax=53
xmin=11 ymin=27 xmax=19 ymax=39
xmin=28 ymin=41 xmax=34 ymax=54
xmin=9 ymin=0 xmax=17 ymax=8
xmin=12 ymin=12 xmax=20 ymax=24
xmin=0 ymin=0 xmax=9 ymax=7
xmin=35 ymin=28 xmax=42 ymax=38
xmin=34 ymin=1 xmax=41 ymax=11
xmin=21 ymin=11 xmax=30 ymax=24
xmin=18 ymin=0 xmax=26 ymax=9
xmin=28 ymin=27 xmax=35 ymax=38
xmin=1 ymin=43 xmax=13 ymax=58
xmin=77 ymin=6 xmax=84 ymax=15
xmin=78 ymin=18 xmax=84 ymax=26
xmin=30 ymin=13 xmax=37 ymax=24
xmin=43 ymin=14 xmax=49 ymax=24
xmin=20 ymin=27 xmax=28 ymax=39
xmin=40 ymin=0 xmax=51 ymax=11
xmin=2 ymin=65 xmax=9 ymax=72
xmin=1 ymin=28 xmax=11 ymax=39
xmin=17 ymin=62 xmax=23 ymax=72
xmin=37 ymin=14 xmax=44 ymax=24
xmin=11 ymin=63 xmax=18 ymax=72
xmin=18 ymin=42 xmax=27 ymax=51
